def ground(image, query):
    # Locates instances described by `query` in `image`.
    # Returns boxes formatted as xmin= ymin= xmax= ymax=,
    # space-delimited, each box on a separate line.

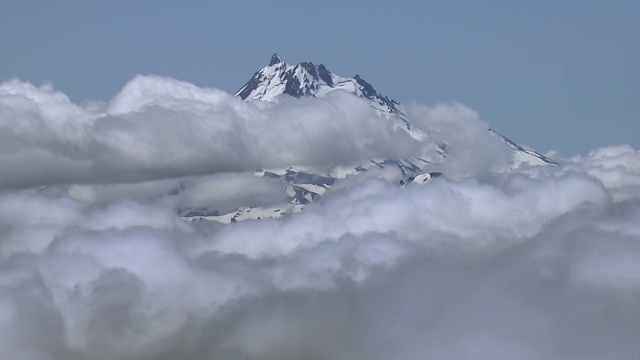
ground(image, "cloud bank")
xmin=1 ymin=77 xmax=640 ymax=360
xmin=0 ymin=76 xmax=422 ymax=190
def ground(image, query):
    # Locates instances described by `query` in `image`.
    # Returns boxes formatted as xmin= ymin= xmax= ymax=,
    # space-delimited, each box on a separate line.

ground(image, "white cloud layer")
xmin=1 ymin=77 xmax=640 ymax=359
xmin=0 ymin=76 xmax=421 ymax=190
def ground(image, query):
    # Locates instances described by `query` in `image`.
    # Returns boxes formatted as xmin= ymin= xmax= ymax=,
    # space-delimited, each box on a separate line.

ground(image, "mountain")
xmin=183 ymin=54 xmax=558 ymax=224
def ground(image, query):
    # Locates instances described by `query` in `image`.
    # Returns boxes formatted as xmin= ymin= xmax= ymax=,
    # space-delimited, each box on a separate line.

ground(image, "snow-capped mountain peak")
xmin=235 ymin=54 xmax=557 ymax=169
xmin=235 ymin=54 xmax=406 ymax=118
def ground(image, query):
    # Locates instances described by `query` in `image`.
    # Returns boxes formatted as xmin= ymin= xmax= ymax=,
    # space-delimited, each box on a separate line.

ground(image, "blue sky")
xmin=1 ymin=0 xmax=638 ymax=156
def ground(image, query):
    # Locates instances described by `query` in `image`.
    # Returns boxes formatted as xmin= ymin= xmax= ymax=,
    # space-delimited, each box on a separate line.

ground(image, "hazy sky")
xmin=1 ymin=0 xmax=638 ymax=156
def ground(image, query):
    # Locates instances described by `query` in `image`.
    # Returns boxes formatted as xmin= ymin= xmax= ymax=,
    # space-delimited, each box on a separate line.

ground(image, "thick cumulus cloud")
xmin=0 ymin=76 xmax=419 ymax=190
xmin=1 ymin=77 xmax=640 ymax=359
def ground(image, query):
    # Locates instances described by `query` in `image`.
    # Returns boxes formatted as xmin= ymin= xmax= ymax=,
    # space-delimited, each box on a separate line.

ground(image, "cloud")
xmin=568 ymin=144 xmax=640 ymax=202
xmin=405 ymin=101 xmax=514 ymax=180
xmin=0 ymin=76 xmax=421 ymax=190
xmin=65 ymin=172 xmax=288 ymax=216
xmin=208 ymin=171 xmax=611 ymax=258
xmin=1 ymin=76 xmax=640 ymax=359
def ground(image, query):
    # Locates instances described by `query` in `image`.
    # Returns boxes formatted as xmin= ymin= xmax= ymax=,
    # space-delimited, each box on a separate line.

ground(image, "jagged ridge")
xmin=235 ymin=53 xmax=407 ymax=119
